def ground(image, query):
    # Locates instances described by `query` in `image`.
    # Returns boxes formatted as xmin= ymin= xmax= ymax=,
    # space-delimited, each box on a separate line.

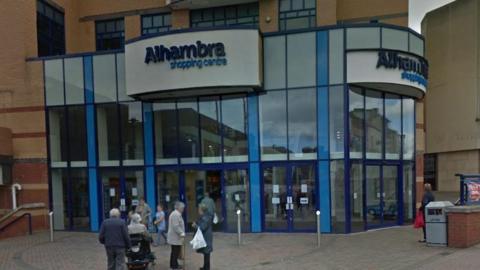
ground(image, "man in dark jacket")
xmin=419 ymin=183 xmax=435 ymax=242
xmin=99 ymin=208 xmax=131 ymax=270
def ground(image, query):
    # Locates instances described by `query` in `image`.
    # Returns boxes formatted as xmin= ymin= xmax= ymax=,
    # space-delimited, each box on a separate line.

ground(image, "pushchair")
xmin=126 ymin=233 xmax=156 ymax=270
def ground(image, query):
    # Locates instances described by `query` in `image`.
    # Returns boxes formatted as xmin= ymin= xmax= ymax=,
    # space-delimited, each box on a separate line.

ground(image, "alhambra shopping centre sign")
xmin=125 ymin=28 xmax=261 ymax=99
xmin=347 ymin=50 xmax=428 ymax=98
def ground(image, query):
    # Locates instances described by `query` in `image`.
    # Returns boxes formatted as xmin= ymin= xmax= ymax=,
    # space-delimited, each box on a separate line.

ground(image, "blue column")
xmin=143 ymin=103 xmax=156 ymax=215
xmin=84 ymin=56 xmax=99 ymax=231
xmin=247 ymin=94 xmax=261 ymax=232
xmin=317 ymin=31 xmax=331 ymax=233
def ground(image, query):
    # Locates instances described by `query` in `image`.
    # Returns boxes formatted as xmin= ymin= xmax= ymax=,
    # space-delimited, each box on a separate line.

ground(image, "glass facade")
xmin=190 ymin=3 xmax=259 ymax=28
xmin=44 ymin=25 xmax=423 ymax=234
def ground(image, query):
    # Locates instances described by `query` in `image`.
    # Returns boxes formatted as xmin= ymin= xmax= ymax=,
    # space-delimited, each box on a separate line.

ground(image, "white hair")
xmin=174 ymin=201 xmax=185 ymax=210
xmin=131 ymin=213 xmax=142 ymax=224
xmin=109 ymin=208 xmax=121 ymax=218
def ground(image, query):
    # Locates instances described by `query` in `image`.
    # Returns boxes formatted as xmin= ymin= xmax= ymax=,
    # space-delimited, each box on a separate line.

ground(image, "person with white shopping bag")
xmin=191 ymin=203 xmax=213 ymax=270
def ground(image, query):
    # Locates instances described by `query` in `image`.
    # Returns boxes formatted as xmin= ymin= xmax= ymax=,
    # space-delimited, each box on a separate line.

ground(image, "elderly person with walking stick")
xmin=167 ymin=201 xmax=186 ymax=270
xmin=99 ymin=208 xmax=131 ymax=270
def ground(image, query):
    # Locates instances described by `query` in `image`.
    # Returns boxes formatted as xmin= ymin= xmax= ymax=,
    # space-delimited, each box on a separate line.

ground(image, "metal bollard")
xmin=49 ymin=211 xmax=54 ymax=242
xmin=316 ymin=210 xmax=321 ymax=247
xmin=236 ymin=209 xmax=242 ymax=246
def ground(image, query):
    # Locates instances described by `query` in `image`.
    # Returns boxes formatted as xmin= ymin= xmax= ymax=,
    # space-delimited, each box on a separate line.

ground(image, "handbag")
xmin=413 ymin=211 xmax=425 ymax=229
xmin=190 ymin=228 xmax=207 ymax=250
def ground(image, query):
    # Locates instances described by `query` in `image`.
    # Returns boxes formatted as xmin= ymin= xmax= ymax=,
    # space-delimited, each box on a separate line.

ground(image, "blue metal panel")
xmin=83 ymin=56 xmax=94 ymax=104
xmin=143 ymin=103 xmax=154 ymax=166
xmin=88 ymin=168 xmax=99 ymax=231
xmin=318 ymin=160 xmax=331 ymax=232
xmin=249 ymin=162 xmax=261 ymax=232
xmin=247 ymin=94 xmax=259 ymax=162
xmin=86 ymin=104 xmax=97 ymax=167
xmin=317 ymin=31 xmax=328 ymax=86
xmin=317 ymin=87 xmax=329 ymax=159
xmin=145 ymin=166 xmax=156 ymax=216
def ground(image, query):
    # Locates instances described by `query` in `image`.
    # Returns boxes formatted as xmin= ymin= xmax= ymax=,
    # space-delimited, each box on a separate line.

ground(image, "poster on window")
xmin=467 ymin=182 xmax=480 ymax=202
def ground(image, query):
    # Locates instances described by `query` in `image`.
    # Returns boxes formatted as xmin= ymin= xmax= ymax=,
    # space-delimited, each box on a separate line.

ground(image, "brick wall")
xmin=448 ymin=210 xmax=480 ymax=248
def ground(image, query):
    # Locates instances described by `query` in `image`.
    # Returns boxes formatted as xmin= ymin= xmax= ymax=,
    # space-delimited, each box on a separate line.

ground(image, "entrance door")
xmin=262 ymin=163 xmax=317 ymax=232
xmin=365 ymin=164 xmax=399 ymax=228
xmin=157 ymin=170 xmax=181 ymax=214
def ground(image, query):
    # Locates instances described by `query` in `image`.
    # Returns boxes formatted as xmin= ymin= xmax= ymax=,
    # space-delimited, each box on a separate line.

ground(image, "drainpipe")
xmin=11 ymin=183 xmax=22 ymax=210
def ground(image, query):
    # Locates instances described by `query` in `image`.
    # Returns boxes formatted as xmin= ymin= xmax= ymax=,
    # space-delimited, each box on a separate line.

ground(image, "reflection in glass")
xmin=97 ymin=104 xmax=120 ymax=166
xmin=385 ymin=94 xmax=402 ymax=159
xmin=349 ymin=87 xmax=364 ymax=158
xmin=263 ymin=166 xmax=287 ymax=230
xmin=291 ymin=165 xmax=316 ymax=230
xmin=260 ymin=90 xmax=288 ymax=160
xmin=48 ymin=108 xmax=68 ymax=167
xmin=154 ymin=102 xmax=178 ymax=164
xmin=93 ymin=54 xmax=117 ymax=103
xmin=403 ymin=98 xmax=415 ymax=160
xmin=329 ymin=86 xmax=344 ymax=159
xmin=45 ymin=59 xmax=64 ymax=106
xmin=124 ymin=170 xmax=145 ymax=213
xmin=64 ymin=57 xmax=84 ymax=104
xmin=51 ymin=169 xmax=68 ymax=230
xmin=330 ymin=161 xmax=345 ymax=233
xmin=403 ymin=164 xmax=414 ymax=222
xmin=68 ymin=106 xmax=87 ymax=166
xmin=224 ymin=169 xmax=250 ymax=232
xmin=120 ymin=102 xmax=144 ymax=165
xmin=199 ymin=98 xmax=221 ymax=163
xmin=288 ymin=88 xmax=317 ymax=160
xmin=329 ymin=30 xmax=344 ymax=85
xmin=221 ymin=97 xmax=248 ymax=162
xmin=346 ymin=27 xmax=380 ymax=49
xmin=382 ymin=28 xmax=408 ymax=51
xmin=383 ymin=166 xmax=398 ymax=223
xmin=157 ymin=171 xmax=180 ymax=213
xmin=70 ymin=169 xmax=89 ymax=230
xmin=366 ymin=165 xmax=381 ymax=226
xmin=350 ymin=163 xmax=363 ymax=232
xmin=178 ymin=100 xmax=200 ymax=163
xmin=365 ymin=90 xmax=383 ymax=159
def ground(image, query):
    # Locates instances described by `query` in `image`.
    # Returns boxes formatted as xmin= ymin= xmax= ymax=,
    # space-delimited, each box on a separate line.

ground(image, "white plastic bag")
xmin=190 ymin=228 xmax=207 ymax=250
xmin=213 ymin=213 xmax=219 ymax=224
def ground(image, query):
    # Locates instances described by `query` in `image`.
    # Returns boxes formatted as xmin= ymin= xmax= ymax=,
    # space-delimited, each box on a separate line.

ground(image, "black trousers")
xmin=422 ymin=225 xmax=426 ymax=241
xmin=170 ymin=245 xmax=182 ymax=269
xmin=203 ymin=253 xmax=211 ymax=270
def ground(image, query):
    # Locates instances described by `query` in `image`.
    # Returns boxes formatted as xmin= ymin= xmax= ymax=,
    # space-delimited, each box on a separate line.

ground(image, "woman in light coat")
xmin=167 ymin=201 xmax=186 ymax=270
xmin=193 ymin=203 xmax=213 ymax=270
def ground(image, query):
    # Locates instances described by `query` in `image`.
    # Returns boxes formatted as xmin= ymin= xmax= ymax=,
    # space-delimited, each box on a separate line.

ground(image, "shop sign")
xmin=376 ymin=51 xmax=429 ymax=88
xmin=144 ymin=41 xmax=227 ymax=70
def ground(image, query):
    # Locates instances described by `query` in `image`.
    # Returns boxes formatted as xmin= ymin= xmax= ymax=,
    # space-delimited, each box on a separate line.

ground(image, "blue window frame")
xmin=37 ymin=0 xmax=65 ymax=56
xmin=96 ymin=18 xmax=125 ymax=51
xmin=141 ymin=13 xmax=172 ymax=35
xmin=279 ymin=0 xmax=316 ymax=31
xmin=190 ymin=2 xmax=259 ymax=28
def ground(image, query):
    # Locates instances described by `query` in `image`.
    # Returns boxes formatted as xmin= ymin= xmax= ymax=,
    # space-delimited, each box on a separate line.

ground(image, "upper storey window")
xmin=190 ymin=2 xmax=259 ymax=28
xmin=279 ymin=0 xmax=316 ymax=31
xmin=142 ymin=13 xmax=172 ymax=35
xmin=96 ymin=18 xmax=124 ymax=51
xmin=37 ymin=0 xmax=65 ymax=56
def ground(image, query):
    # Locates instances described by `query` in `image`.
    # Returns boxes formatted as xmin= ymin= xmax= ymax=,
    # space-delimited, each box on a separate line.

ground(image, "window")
xmin=221 ymin=96 xmax=248 ymax=162
xmin=67 ymin=106 xmax=87 ymax=166
xmin=403 ymin=163 xmax=414 ymax=222
xmin=48 ymin=108 xmax=68 ymax=167
xmin=199 ymin=98 xmax=222 ymax=163
xmin=96 ymin=18 xmax=124 ymax=51
xmin=288 ymin=88 xmax=316 ymax=160
xmin=260 ymin=90 xmax=288 ymax=160
xmin=37 ymin=0 xmax=65 ymax=56
xmin=382 ymin=28 xmax=408 ymax=51
xmin=93 ymin=54 xmax=117 ymax=103
xmin=349 ymin=87 xmax=364 ymax=159
xmin=385 ymin=94 xmax=402 ymax=159
xmin=330 ymin=160 xmax=345 ymax=233
xmin=45 ymin=59 xmax=65 ymax=106
xmin=279 ymin=0 xmax=316 ymax=31
xmin=365 ymin=90 xmax=383 ymax=159
xmin=154 ymin=102 xmax=178 ymax=164
xmin=346 ymin=28 xmax=380 ymax=49
xmin=424 ymin=154 xmax=437 ymax=190
xmin=97 ymin=104 xmax=120 ymax=166
xmin=178 ymin=100 xmax=200 ymax=163
xmin=329 ymin=86 xmax=344 ymax=159
xmin=350 ymin=163 xmax=363 ymax=232
xmin=402 ymin=98 xmax=415 ymax=160
xmin=119 ymin=102 xmax=144 ymax=165
xmin=142 ymin=13 xmax=171 ymax=35
xmin=191 ymin=2 xmax=259 ymax=28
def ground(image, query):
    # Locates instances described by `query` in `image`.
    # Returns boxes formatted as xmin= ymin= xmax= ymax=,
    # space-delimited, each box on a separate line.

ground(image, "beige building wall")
xmin=423 ymin=0 xmax=480 ymax=190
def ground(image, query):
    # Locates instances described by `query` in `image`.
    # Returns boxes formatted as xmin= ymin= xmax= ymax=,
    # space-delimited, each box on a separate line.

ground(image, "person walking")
xmin=99 ymin=208 xmax=131 ymax=270
xmin=419 ymin=183 xmax=435 ymax=243
xmin=135 ymin=198 xmax=152 ymax=227
xmin=154 ymin=204 xmax=167 ymax=246
xmin=193 ymin=203 xmax=213 ymax=270
xmin=167 ymin=201 xmax=186 ymax=270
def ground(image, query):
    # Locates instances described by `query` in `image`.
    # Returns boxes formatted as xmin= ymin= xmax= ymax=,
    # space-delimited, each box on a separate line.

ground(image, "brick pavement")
xmin=1 ymin=226 xmax=480 ymax=270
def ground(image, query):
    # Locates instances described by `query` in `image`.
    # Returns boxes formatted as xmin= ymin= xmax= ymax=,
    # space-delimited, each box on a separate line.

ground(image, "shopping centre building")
xmin=0 ymin=0 xmax=426 ymax=234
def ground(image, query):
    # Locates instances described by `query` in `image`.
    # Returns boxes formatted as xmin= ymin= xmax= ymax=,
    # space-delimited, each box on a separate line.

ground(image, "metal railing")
xmin=0 ymin=213 xmax=32 ymax=236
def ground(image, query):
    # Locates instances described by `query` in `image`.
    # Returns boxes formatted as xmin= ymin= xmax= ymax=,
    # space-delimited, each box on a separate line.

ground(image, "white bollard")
xmin=316 ymin=210 xmax=321 ymax=247
xmin=11 ymin=183 xmax=22 ymax=210
xmin=49 ymin=211 xmax=54 ymax=242
xmin=236 ymin=209 xmax=242 ymax=246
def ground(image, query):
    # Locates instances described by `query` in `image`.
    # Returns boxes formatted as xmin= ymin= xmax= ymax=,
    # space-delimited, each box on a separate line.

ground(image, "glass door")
xmin=365 ymin=164 xmax=399 ymax=228
xmin=262 ymin=163 xmax=317 ymax=232
xmin=157 ymin=170 xmax=181 ymax=215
